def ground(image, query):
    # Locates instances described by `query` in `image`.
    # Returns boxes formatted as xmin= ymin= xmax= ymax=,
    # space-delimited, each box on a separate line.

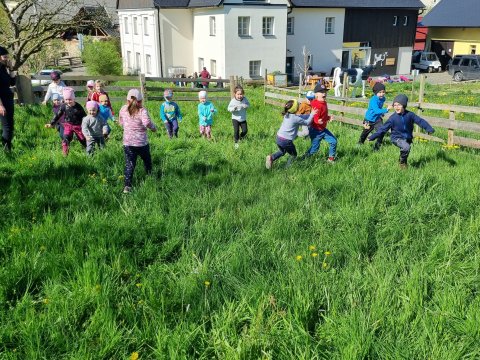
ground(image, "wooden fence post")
xmin=264 ymin=69 xmax=268 ymax=105
xmin=139 ymin=73 xmax=146 ymax=100
xmin=342 ymin=73 xmax=348 ymax=98
xmin=416 ymin=74 xmax=426 ymax=133
xmin=448 ymin=110 xmax=455 ymax=146
xmin=299 ymin=72 xmax=303 ymax=98
xmin=16 ymin=75 xmax=35 ymax=105
xmin=229 ymin=76 xmax=235 ymax=98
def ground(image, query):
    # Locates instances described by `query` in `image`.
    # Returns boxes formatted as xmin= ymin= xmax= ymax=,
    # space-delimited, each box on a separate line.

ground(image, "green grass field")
xmin=1 ymin=85 xmax=480 ymax=359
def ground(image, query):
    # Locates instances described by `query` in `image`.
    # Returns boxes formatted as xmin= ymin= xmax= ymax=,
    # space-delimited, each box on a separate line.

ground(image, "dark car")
xmin=448 ymin=55 xmax=480 ymax=82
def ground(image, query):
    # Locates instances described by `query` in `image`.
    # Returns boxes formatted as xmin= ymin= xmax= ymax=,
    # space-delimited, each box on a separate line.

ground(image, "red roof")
xmin=415 ymin=16 xmax=428 ymax=51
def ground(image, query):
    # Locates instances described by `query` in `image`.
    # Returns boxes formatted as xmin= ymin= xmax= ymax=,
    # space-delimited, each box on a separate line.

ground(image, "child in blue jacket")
xmin=160 ymin=89 xmax=182 ymax=138
xmin=197 ymin=90 xmax=216 ymax=139
xmin=358 ymin=82 xmax=392 ymax=151
xmin=369 ymin=94 xmax=434 ymax=168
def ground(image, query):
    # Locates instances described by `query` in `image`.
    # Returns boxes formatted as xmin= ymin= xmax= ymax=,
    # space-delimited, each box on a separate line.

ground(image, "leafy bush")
xmin=82 ymin=37 xmax=122 ymax=76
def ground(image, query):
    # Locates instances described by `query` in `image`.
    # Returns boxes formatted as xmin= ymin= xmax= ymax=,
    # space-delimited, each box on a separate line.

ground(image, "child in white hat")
xmin=197 ymin=90 xmax=216 ymax=139
xmin=160 ymin=88 xmax=182 ymax=139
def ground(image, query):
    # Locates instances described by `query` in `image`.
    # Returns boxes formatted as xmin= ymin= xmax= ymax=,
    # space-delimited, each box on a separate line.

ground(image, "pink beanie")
xmin=86 ymin=80 xmax=95 ymax=87
xmin=86 ymin=101 xmax=98 ymax=110
xmin=62 ymin=87 xmax=75 ymax=100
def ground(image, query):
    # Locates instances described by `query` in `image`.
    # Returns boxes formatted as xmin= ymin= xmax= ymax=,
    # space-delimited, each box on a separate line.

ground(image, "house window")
xmin=403 ymin=16 xmax=408 ymax=26
xmin=249 ymin=60 xmax=261 ymax=77
xmin=238 ymin=17 xmax=250 ymax=37
xmin=145 ymin=54 xmax=151 ymax=74
xmin=263 ymin=17 xmax=274 ymax=36
xmin=136 ymin=52 xmax=141 ymax=71
xmin=210 ymin=60 xmax=216 ymax=77
xmin=198 ymin=58 xmax=204 ymax=71
xmin=124 ymin=17 xmax=129 ymax=34
xmin=325 ymin=17 xmax=335 ymax=34
xmin=210 ymin=16 xmax=216 ymax=36
xmin=126 ymin=51 xmax=132 ymax=69
xmin=133 ymin=17 xmax=138 ymax=35
xmin=287 ymin=17 xmax=294 ymax=35
xmin=393 ymin=16 xmax=398 ymax=26
xmin=144 ymin=17 xmax=149 ymax=35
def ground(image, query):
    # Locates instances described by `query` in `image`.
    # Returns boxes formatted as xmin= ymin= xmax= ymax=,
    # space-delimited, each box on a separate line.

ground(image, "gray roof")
xmin=421 ymin=0 xmax=480 ymax=27
xmin=153 ymin=0 xmax=190 ymax=7
xmin=187 ymin=0 xmax=222 ymax=7
xmin=290 ymin=0 xmax=423 ymax=8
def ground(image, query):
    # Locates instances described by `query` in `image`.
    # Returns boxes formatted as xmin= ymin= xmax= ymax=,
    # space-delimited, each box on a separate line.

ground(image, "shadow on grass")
xmin=410 ymin=150 xmax=457 ymax=168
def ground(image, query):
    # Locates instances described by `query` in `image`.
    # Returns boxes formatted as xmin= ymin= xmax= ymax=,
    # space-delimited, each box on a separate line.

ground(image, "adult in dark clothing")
xmin=0 ymin=46 xmax=17 ymax=152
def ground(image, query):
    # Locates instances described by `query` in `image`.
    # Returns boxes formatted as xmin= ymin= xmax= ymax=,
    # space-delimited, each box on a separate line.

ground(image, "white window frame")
xmin=126 ymin=50 xmax=132 ymax=69
xmin=133 ymin=17 xmax=138 ymax=35
xmin=145 ymin=54 xmax=151 ymax=74
xmin=144 ymin=17 xmax=149 ymax=36
xmin=393 ymin=16 xmax=398 ymax=26
xmin=287 ymin=17 xmax=294 ymax=35
xmin=325 ymin=17 xmax=335 ymax=34
xmin=209 ymin=16 xmax=216 ymax=36
xmin=198 ymin=58 xmax=204 ymax=72
xmin=238 ymin=17 xmax=250 ymax=37
xmin=124 ymin=17 xmax=129 ymax=34
xmin=262 ymin=17 xmax=274 ymax=36
xmin=135 ymin=52 xmax=141 ymax=72
xmin=249 ymin=60 xmax=261 ymax=78
xmin=210 ymin=60 xmax=216 ymax=77
xmin=403 ymin=16 xmax=408 ymax=26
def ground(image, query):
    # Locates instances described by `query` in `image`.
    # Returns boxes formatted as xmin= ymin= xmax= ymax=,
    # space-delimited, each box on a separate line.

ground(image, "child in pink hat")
xmin=160 ymin=88 xmax=182 ymax=139
xmin=45 ymin=87 xmax=87 ymax=155
xmin=82 ymin=101 xmax=109 ymax=155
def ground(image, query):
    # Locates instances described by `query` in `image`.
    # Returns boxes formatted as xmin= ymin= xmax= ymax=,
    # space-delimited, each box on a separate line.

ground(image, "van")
xmin=411 ymin=51 xmax=442 ymax=73
xmin=448 ymin=55 xmax=480 ymax=82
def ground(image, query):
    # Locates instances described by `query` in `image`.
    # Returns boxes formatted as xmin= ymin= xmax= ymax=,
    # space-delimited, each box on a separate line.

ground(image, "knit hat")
xmin=86 ymin=101 xmax=98 ymax=110
xmin=52 ymin=93 xmax=61 ymax=101
xmin=393 ymin=94 xmax=408 ymax=108
xmin=99 ymin=94 xmax=108 ymax=102
xmin=50 ymin=71 xmax=61 ymax=80
xmin=306 ymin=91 xmax=315 ymax=100
xmin=198 ymin=90 xmax=207 ymax=99
xmin=0 ymin=46 xmax=8 ymax=56
xmin=86 ymin=80 xmax=95 ymax=88
xmin=372 ymin=82 xmax=386 ymax=94
xmin=127 ymin=88 xmax=143 ymax=101
xmin=62 ymin=87 xmax=75 ymax=100
xmin=313 ymin=83 xmax=328 ymax=93
xmin=287 ymin=99 xmax=299 ymax=114
xmin=164 ymin=89 xmax=173 ymax=99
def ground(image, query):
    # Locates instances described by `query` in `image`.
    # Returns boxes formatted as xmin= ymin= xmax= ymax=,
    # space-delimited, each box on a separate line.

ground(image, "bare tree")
xmin=294 ymin=46 xmax=312 ymax=85
xmin=0 ymin=0 xmax=91 ymax=71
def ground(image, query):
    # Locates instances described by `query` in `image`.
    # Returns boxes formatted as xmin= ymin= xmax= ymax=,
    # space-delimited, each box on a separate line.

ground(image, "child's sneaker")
xmin=327 ymin=156 xmax=336 ymax=163
xmin=123 ymin=186 xmax=132 ymax=194
xmin=265 ymin=155 xmax=273 ymax=169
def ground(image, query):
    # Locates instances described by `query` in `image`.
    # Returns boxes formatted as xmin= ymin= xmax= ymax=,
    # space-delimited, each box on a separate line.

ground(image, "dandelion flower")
xmin=322 ymin=262 xmax=328 ymax=269
xmin=102 ymin=178 xmax=107 ymax=183
xmin=135 ymin=283 xmax=143 ymax=288
xmin=204 ymin=281 xmax=211 ymax=287
xmin=324 ymin=251 xmax=331 ymax=256
xmin=295 ymin=255 xmax=302 ymax=261
xmin=130 ymin=352 xmax=139 ymax=360
xmin=309 ymin=245 xmax=316 ymax=251
xmin=42 ymin=298 xmax=49 ymax=304
xmin=311 ymin=252 xmax=318 ymax=258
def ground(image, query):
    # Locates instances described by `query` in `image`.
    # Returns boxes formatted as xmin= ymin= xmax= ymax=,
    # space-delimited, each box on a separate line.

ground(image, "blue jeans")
xmin=306 ymin=128 xmax=337 ymax=157
xmin=392 ymin=138 xmax=412 ymax=163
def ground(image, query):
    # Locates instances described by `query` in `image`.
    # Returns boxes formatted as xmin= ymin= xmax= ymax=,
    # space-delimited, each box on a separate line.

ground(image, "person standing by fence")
xmin=119 ymin=89 xmax=157 ymax=194
xmin=200 ymin=67 xmax=211 ymax=88
xmin=0 ymin=46 xmax=16 ymax=152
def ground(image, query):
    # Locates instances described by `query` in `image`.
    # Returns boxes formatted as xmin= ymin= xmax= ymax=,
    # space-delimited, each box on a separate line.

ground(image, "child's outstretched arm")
xmin=175 ymin=103 xmax=182 ymax=121
xmin=45 ymin=105 xmax=65 ymax=128
xmin=243 ymin=97 xmax=250 ymax=108
xmin=227 ymin=99 xmax=237 ymax=112
xmin=160 ymin=103 xmax=168 ymax=122
xmin=414 ymin=115 xmax=435 ymax=134
xmin=141 ymin=108 xmax=157 ymax=132
xmin=369 ymin=118 xmax=393 ymax=141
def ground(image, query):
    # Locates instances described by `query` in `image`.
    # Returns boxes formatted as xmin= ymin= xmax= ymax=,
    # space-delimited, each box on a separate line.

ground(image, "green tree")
xmin=82 ymin=37 xmax=123 ymax=76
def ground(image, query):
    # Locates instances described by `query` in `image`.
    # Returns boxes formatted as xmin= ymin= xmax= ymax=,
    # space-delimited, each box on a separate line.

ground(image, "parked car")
xmin=411 ymin=51 xmax=442 ymax=73
xmin=31 ymin=69 xmax=62 ymax=86
xmin=448 ymin=55 xmax=480 ymax=82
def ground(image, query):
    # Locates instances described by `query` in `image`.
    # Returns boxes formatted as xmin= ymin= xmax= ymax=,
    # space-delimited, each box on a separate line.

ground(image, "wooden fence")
xmin=17 ymin=74 xmax=247 ymax=104
xmin=264 ymin=75 xmax=480 ymax=149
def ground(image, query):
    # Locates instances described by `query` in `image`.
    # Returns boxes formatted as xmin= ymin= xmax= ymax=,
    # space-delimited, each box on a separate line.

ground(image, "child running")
xmin=86 ymin=80 xmax=95 ymax=102
xmin=82 ymin=101 xmax=108 ymax=155
xmin=265 ymin=99 xmax=318 ymax=169
xmin=45 ymin=87 xmax=86 ymax=155
xmin=303 ymin=83 xmax=337 ymax=162
xmin=358 ymin=82 xmax=392 ymax=151
xmin=51 ymin=93 xmax=65 ymax=139
xmin=160 ymin=89 xmax=182 ymax=139
xmin=91 ymin=80 xmax=114 ymax=114
xmin=369 ymin=94 xmax=434 ymax=168
xmin=197 ymin=90 xmax=216 ymax=139
xmin=118 ymin=89 xmax=157 ymax=193
xmin=227 ymin=85 xmax=250 ymax=149
xmin=98 ymin=94 xmax=114 ymax=138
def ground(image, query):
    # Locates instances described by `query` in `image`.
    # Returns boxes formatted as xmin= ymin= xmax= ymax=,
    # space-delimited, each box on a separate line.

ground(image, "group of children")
xmin=43 ymin=78 xmax=435 ymax=193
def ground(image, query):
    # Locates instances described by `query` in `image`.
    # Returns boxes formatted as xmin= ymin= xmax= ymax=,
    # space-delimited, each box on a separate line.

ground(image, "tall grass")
xmin=1 ymin=85 xmax=480 ymax=359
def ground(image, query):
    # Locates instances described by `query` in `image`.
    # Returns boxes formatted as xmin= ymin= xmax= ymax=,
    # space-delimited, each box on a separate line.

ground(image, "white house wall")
xmin=287 ymin=8 xmax=345 ymax=77
xmin=159 ymin=10 xmax=194 ymax=77
xmin=222 ymin=5 xmax=288 ymax=79
xmin=192 ymin=8 xmax=226 ymax=78
xmin=118 ymin=9 xmax=159 ymax=76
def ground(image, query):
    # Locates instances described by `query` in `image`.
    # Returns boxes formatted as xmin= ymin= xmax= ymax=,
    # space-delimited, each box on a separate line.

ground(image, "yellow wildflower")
xmin=130 ymin=352 xmax=139 ymax=360
xmin=295 ymin=255 xmax=302 ymax=261
xmin=204 ymin=281 xmax=211 ymax=287
xmin=102 ymin=178 xmax=107 ymax=183
xmin=324 ymin=251 xmax=331 ymax=256
xmin=42 ymin=298 xmax=49 ymax=304
xmin=135 ymin=283 xmax=143 ymax=288
xmin=322 ymin=262 xmax=328 ymax=269
xmin=311 ymin=252 xmax=318 ymax=258
xmin=308 ymin=245 xmax=316 ymax=251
